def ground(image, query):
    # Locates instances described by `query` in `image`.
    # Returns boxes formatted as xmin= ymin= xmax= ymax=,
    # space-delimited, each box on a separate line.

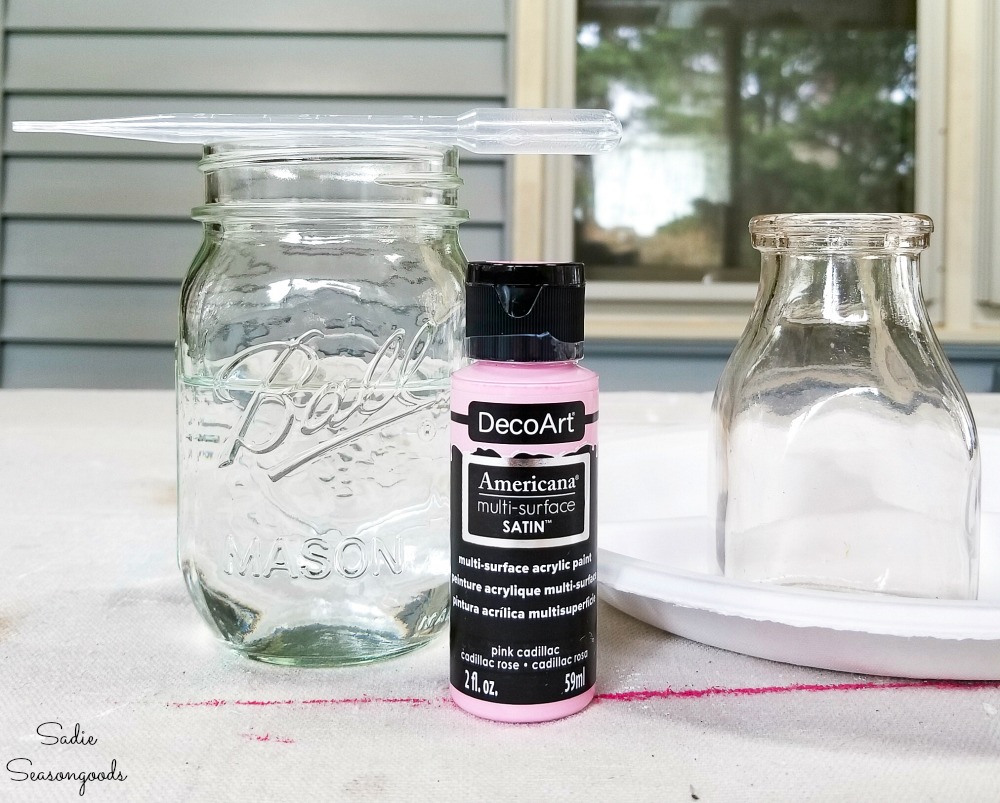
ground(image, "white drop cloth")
xmin=2 ymin=390 xmax=999 ymax=802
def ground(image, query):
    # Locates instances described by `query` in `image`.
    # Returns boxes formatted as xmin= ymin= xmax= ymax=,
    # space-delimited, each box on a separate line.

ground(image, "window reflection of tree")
xmin=575 ymin=0 xmax=917 ymax=282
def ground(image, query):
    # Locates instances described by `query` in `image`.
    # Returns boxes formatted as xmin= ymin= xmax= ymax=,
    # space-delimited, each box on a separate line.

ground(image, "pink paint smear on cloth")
xmin=169 ymin=680 xmax=1000 ymax=710
xmin=240 ymin=732 xmax=295 ymax=744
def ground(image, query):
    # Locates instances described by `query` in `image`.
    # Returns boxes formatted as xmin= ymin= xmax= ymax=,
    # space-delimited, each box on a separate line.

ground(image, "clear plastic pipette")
xmin=12 ymin=108 xmax=621 ymax=154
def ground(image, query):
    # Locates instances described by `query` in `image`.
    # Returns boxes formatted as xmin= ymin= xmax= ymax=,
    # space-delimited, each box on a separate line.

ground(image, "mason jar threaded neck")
xmin=192 ymin=141 xmax=468 ymax=223
xmin=750 ymin=213 xmax=932 ymax=253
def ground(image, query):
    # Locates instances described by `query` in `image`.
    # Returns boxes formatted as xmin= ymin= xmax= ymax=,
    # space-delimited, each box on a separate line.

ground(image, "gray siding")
xmin=4 ymin=158 xmax=505 ymax=221
xmin=5 ymin=35 xmax=506 ymax=96
xmin=0 ymin=0 xmax=510 ymax=388
xmin=585 ymin=340 xmax=1000 ymax=394
xmin=5 ymin=1 xmax=507 ymax=34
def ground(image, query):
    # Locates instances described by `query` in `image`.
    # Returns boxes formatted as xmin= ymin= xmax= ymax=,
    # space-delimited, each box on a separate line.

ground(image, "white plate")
xmin=596 ymin=401 xmax=1000 ymax=680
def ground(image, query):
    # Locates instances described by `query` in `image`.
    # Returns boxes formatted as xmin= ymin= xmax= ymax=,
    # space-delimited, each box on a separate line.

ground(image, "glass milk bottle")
xmin=713 ymin=214 xmax=979 ymax=599
xmin=177 ymin=142 xmax=466 ymax=664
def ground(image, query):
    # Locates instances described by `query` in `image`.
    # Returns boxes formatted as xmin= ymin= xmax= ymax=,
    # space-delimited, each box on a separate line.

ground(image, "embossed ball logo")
xmin=213 ymin=321 xmax=443 ymax=482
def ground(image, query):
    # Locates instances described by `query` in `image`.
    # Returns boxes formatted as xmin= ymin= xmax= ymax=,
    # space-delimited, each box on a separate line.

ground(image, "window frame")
xmin=510 ymin=0 xmax=963 ymax=341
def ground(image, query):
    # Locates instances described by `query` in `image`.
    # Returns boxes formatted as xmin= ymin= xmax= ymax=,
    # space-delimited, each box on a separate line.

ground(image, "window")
xmin=574 ymin=0 xmax=918 ymax=284
xmin=509 ymin=0 xmax=999 ymax=342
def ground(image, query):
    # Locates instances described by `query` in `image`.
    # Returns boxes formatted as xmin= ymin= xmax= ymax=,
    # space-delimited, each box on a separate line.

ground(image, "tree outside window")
xmin=575 ymin=0 xmax=917 ymax=282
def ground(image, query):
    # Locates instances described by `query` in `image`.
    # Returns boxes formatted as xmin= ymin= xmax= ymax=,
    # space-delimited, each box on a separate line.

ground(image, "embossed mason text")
xmin=224 ymin=534 xmax=404 ymax=580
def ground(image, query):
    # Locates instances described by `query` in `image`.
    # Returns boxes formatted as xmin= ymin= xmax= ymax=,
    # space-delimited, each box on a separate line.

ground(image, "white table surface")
xmin=3 ymin=390 xmax=1000 ymax=802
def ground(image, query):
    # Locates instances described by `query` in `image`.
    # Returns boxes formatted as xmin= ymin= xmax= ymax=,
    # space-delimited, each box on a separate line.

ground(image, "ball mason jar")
xmin=713 ymin=213 xmax=980 ymax=599
xmin=177 ymin=142 xmax=467 ymax=664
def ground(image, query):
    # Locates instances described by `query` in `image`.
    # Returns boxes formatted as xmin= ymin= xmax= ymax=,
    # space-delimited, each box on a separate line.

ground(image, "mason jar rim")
xmin=750 ymin=213 xmax=933 ymax=252
xmin=198 ymin=140 xmax=459 ymax=170
xmin=191 ymin=202 xmax=469 ymax=223
xmin=194 ymin=139 xmax=467 ymax=222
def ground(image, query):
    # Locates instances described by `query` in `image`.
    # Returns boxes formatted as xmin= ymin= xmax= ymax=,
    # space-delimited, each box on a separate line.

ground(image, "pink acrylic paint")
xmin=449 ymin=261 xmax=598 ymax=723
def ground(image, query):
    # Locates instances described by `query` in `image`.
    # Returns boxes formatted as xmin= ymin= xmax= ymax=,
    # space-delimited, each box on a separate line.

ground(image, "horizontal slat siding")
xmin=5 ymin=159 xmax=202 ymax=219
xmin=3 ymin=221 xmax=201 ymax=280
xmin=0 ymin=7 xmax=512 ymax=388
xmin=3 ymin=158 xmax=505 ymax=224
xmin=6 ymin=97 xmax=503 ymax=157
xmin=6 ymin=35 xmax=506 ymax=97
xmin=5 ymin=0 xmax=507 ymax=35
xmin=2 ymin=344 xmax=175 ymax=388
xmin=2 ymin=283 xmax=180 ymax=343
xmin=2 ymin=220 xmax=503 ymax=280
xmin=2 ymin=224 xmax=503 ymax=337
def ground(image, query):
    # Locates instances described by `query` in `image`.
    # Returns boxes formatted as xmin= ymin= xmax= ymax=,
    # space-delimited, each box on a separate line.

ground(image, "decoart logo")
xmin=467 ymin=401 xmax=586 ymax=444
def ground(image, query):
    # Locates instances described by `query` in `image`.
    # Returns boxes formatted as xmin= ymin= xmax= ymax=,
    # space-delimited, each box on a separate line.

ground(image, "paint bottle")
xmin=450 ymin=261 xmax=598 ymax=722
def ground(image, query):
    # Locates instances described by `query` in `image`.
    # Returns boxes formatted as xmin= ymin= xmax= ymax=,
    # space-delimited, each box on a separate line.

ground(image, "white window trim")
xmin=942 ymin=0 xmax=1000 ymax=340
xmin=976 ymin=0 xmax=1000 ymax=308
xmin=508 ymin=0 xmax=993 ymax=342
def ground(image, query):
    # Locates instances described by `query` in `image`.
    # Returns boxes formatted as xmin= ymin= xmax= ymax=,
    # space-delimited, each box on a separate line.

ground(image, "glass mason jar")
xmin=713 ymin=213 xmax=980 ymax=599
xmin=177 ymin=142 xmax=467 ymax=664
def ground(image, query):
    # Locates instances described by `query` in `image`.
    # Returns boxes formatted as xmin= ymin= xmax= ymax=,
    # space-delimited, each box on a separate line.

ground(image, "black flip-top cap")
xmin=465 ymin=261 xmax=585 ymax=362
